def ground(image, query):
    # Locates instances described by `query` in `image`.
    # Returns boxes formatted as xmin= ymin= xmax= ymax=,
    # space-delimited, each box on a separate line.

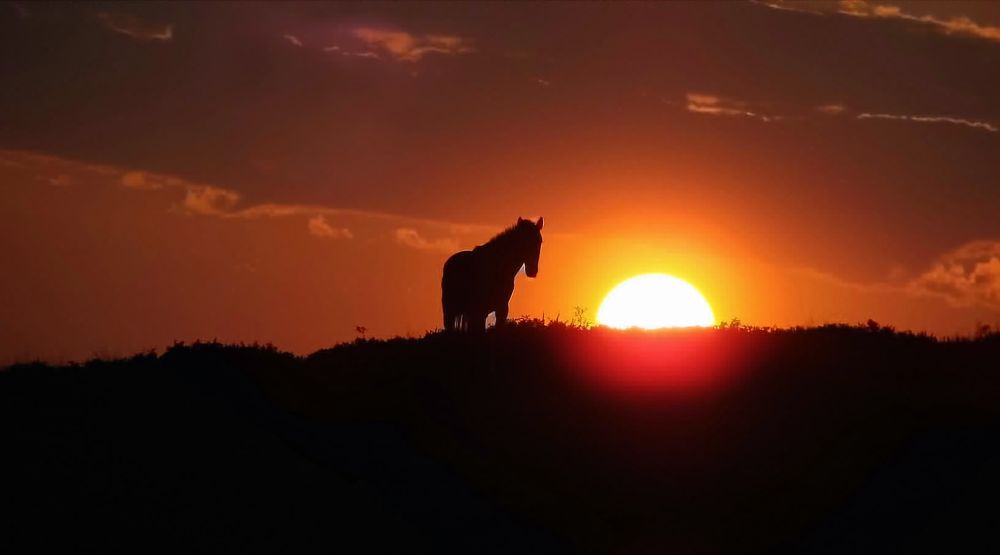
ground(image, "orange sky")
xmin=1 ymin=1 xmax=998 ymax=362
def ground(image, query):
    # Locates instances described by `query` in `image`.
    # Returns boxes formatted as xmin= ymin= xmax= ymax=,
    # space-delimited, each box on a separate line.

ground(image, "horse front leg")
xmin=494 ymin=304 xmax=509 ymax=328
xmin=469 ymin=311 xmax=488 ymax=333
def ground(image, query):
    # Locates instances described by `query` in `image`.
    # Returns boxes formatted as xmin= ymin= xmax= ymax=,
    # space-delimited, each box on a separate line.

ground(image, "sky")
xmin=1 ymin=0 xmax=998 ymax=362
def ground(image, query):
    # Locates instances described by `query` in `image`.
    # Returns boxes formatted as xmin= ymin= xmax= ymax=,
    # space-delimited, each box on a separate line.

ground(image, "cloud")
xmin=351 ymin=27 xmax=474 ymax=62
xmin=0 ymin=149 xmax=494 ymax=244
xmin=789 ymin=266 xmax=899 ymax=295
xmin=183 ymin=186 xmax=241 ymax=216
xmin=290 ymin=26 xmax=473 ymax=62
xmin=750 ymin=1 xmax=825 ymax=16
xmin=857 ymin=112 xmax=998 ymax=133
xmin=838 ymin=0 xmax=1000 ymax=42
xmin=394 ymin=228 xmax=459 ymax=253
xmin=679 ymin=94 xmax=994 ymax=134
xmin=755 ymin=0 xmax=1000 ymax=43
xmin=98 ymin=13 xmax=173 ymax=42
xmin=685 ymin=93 xmax=773 ymax=122
xmin=37 ymin=174 xmax=73 ymax=187
xmin=817 ymin=104 xmax=848 ymax=115
xmin=119 ymin=171 xmax=183 ymax=190
xmin=909 ymin=241 xmax=1000 ymax=310
xmin=308 ymin=215 xmax=353 ymax=239
xmin=796 ymin=240 xmax=1000 ymax=312
xmin=319 ymin=44 xmax=379 ymax=59
xmin=347 ymin=51 xmax=382 ymax=59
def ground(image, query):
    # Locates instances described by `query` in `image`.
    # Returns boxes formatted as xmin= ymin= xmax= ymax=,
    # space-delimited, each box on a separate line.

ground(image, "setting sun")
xmin=597 ymin=274 xmax=715 ymax=329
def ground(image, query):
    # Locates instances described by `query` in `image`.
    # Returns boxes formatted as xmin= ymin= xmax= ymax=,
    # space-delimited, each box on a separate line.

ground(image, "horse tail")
xmin=442 ymin=251 xmax=472 ymax=331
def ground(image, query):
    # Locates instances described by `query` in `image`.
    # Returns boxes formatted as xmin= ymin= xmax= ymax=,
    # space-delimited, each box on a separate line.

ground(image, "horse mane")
xmin=475 ymin=220 xmax=532 ymax=253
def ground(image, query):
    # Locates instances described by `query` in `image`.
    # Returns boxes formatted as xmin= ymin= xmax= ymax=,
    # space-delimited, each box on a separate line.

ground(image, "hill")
xmin=3 ymin=322 xmax=1000 ymax=552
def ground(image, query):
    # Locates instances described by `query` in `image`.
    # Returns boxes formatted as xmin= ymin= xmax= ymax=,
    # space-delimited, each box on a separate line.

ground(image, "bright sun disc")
xmin=597 ymin=274 xmax=715 ymax=329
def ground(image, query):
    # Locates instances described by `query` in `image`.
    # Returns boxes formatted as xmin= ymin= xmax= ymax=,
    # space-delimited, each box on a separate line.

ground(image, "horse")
xmin=441 ymin=217 xmax=544 ymax=332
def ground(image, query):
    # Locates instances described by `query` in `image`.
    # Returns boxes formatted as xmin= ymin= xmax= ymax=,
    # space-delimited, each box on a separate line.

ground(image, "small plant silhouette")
xmin=355 ymin=325 xmax=368 ymax=339
xmin=570 ymin=306 xmax=593 ymax=329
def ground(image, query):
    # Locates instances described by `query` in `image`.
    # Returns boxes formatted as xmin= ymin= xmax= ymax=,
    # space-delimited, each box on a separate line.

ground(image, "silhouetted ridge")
xmin=2 ymin=322 xmax=1000 ymax=553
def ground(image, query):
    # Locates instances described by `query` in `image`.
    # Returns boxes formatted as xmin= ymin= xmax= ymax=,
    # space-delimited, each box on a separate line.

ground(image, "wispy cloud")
xmin=795 ymin=240 xmax=1000 ymax=312
xmin=119 ymin=171 xmax=186 ymax=190
xmin=909 ymin=241 xmax=1000 ymax=310
xmin=37 ymin=174 xmax=73 ymax=187
xmin=308 ymin=215 xmax=353 ymax=240
xmin=98 ymin=13 xmax=173 ymax=42
xmin=285 ymin=26 xmax=474 ymax=63
xmin=394 ymin=228 xmax=459 ymax=253
xmin=838 ymin=0 xmax=1000 ymax=42
xmin=817 ymin=103 xmax=848 ymax=115
xmin=750 ymin=1 xmax=825 ymax=16
xmin=351 ymin=27 xmax=475 ymax=62
xmin=685 ymin=93 xmax=774 ymax=122
xmin=681 ymin=93 xmax=995 ymax=133
xmin=753 ymin=0 xmax=1000 ymax=43
xmin=857 ymin=112 xmax=998 ymax=133
xmin=0 ymin=149 xmax=492 ymax=243
xmin=183 ymin=186 xmax=241 ymax=216
xmin=346 ymin=51 xmax=382 ymax=60
xmin=789 ymin=266 xmax=899 ymax=296
xmin=0 ymin=156 xmax=23 ymax=168
xmin=324 ymin=45 xmax=382 ymax=60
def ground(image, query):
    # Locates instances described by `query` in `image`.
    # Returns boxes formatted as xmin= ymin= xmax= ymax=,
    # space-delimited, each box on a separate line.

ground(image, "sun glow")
xmin=597 ymin=274 xmax=715 ymax=329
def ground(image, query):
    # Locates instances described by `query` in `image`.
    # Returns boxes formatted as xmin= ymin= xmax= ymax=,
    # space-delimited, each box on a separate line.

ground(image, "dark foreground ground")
xmin=3 ymin=322 xmax=1000 ymax=553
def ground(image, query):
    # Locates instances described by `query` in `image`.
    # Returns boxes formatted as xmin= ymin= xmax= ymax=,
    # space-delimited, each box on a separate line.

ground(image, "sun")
xmin=597 ymin=274 xmax=715 ymax=329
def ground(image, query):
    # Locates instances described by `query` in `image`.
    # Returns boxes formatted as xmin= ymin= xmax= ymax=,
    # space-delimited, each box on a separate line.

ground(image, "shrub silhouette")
xmin=2 ymin=322 xmax=1000 ymax=552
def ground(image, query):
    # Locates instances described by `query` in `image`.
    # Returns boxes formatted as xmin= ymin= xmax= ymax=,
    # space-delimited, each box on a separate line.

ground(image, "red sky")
xmin=1 ymin=1 xmax=998 ymax=362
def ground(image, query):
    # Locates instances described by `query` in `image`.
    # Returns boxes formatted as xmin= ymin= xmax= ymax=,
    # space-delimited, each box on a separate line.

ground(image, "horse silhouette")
xmin=442 ymin=217 xmax=543 ymax=332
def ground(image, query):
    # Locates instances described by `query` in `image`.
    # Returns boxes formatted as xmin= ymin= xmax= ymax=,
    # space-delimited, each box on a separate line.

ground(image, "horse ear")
xmin=536 ymin=217 xmax=544 ymax=230
xmin=517 ymin=217 xmax=525 ymax=224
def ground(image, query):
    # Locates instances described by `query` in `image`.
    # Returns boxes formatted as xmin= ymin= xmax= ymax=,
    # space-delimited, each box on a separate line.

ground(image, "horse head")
xmin=517 ymin=216 xmax=544 ymax=278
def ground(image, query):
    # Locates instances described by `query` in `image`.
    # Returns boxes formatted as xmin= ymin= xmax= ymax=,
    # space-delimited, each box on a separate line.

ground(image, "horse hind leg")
xmin=443 ymin=296 xmax=463 ymax=331
xmin=444 ymin=310 xmax=480 ymax=333
xmin=470 ymin=312 xmax=488 ymax=333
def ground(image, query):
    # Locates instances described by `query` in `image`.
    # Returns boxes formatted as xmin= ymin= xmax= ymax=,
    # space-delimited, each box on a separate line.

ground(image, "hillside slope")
xmin=3 ymin=323 xmax=1000 ymax=552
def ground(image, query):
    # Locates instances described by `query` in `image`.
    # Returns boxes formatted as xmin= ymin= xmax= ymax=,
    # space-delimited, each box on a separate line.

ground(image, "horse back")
xmin=443 ymin=250 xmax=474 ymax=274
xmin=442 ymin=250 xmax=474 ymax=287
